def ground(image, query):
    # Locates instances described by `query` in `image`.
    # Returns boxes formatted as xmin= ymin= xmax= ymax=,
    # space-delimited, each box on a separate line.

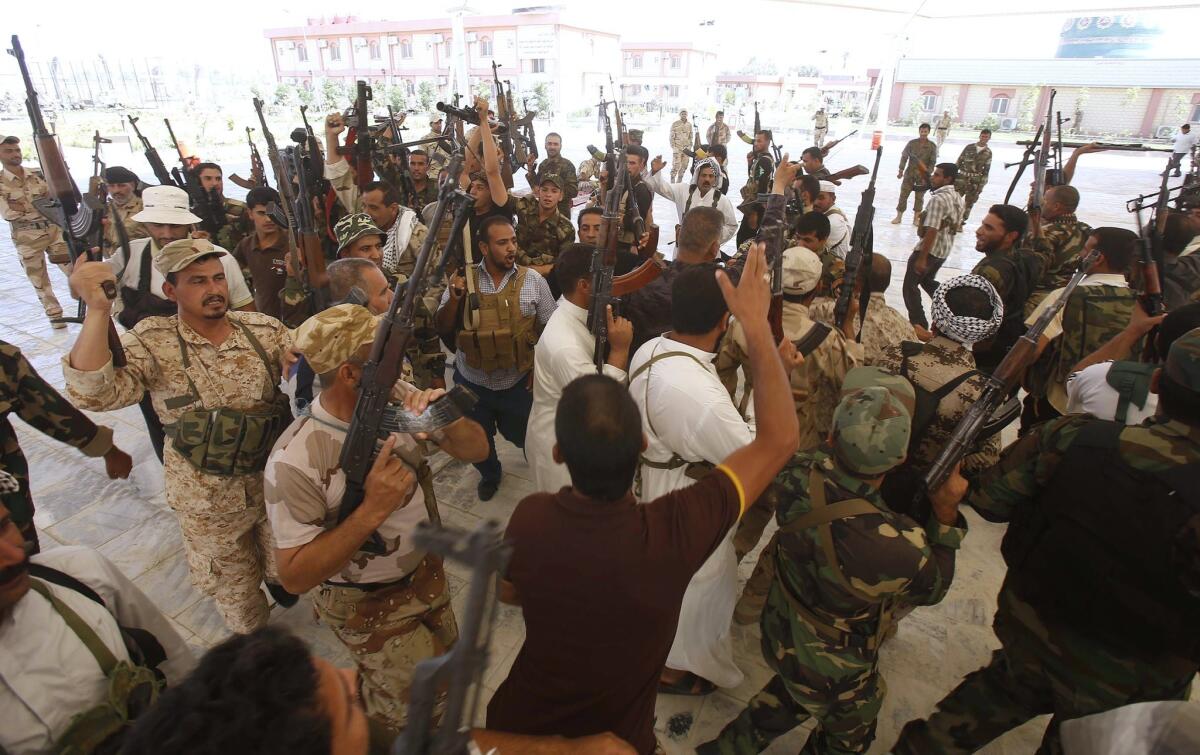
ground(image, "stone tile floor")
xmin=3 ymin=134 xmax=1194 ymax=752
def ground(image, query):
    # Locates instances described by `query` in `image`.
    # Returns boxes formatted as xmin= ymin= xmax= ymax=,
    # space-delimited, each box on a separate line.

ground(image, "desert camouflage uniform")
xmin=1023 ymin=215 xmax=1091 ymax=316
xmin=387 ymin=216 xmax=447 ymax=389
xmin=934 ymin=113 xmax=952 ymax=148
xmin=894 ymin=411 xmax=1200 ymax=754
xmin=701 ymin=443 xmax=965 ymax=755
xmin=422 ymin=129 xmax=451 ymax=181
xmin=215 ymin=197 xmax=249 ymax=253
xmin=527 ymin=155 xmax=578 ymax=217
xmin=62 ymin=311 xmax=292 ymax=633
xmin=809 ymin=293 xmax=918 ymax=367
xmin=896 ymin=139 xmax=938 ymax=216
xmin=514 ymin=194 xmax=576 ymax=268
xmin=707 ymin=122 xmax=732 ymax=147
xmin=670 ymin=118 xmax=694 ymax=183
xmin=954 ymin=143 xmax=992 ymax=225
xmin=813 ymin=111 xmax=829 ymax=147
xmin=1 ymin=340 xmax=115 ymax=548
xmin=1 ymin=166 xmax=71 ymax=319
xmin=102 ymin=195 xmax=148 ymax=258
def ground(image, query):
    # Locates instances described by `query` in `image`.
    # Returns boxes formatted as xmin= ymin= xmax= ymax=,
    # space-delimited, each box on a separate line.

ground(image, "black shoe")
xmin=477 ymin=478 xmax=500 ymax=501
xmin=266 ymin=582 xmax=299 ymax=608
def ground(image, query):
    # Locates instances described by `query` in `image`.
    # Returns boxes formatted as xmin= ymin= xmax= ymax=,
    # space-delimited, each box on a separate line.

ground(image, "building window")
xmin=919 ymin=92 xmax=937 ymax=112
xmin=296 ymin=43 xmax=308 ymax=63
xmin=670 ymin=55 xmax=681 ymax=69
xmin=669 ymin=85 xmax=680 ymax=97
xmin=405 ymin=79 xmax=415 ymax=96
xmin=368 ymin=40 xmax=380 ymax=60
xmin=632 ymin=54 xmax=642 ymax=69
xmin=400 ymin=38 xmax=413 ymax=59
xmin=531 ymin=58 xmax=546 ymax=73
xmin=989 ymin=95 xmax=1010 ymax=115
xmin=328 ymin=40 xmax=342 ymax=62
xmin=479 ymin=37 xmax=493 ymax=57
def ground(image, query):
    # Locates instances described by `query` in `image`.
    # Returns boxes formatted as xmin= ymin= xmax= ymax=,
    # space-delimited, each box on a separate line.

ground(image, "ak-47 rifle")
xmin=126 ymin=115 xmax=177 ymax=187
xmin=519 ymin=97 xmax=538 ymax=164
xmin=8 ymin=36 xmax=122 ymax=361
xmin=820 ymin=130 xmax=858 ymax=157
xmin=228 ymin=127 xmax=269 ymax=190
xmin=343 ymin=80 xmax=375 ymax=194
xmin=1026 ymin=89 xmax=1057 ymax=241
xmin=164 ymin=117 xmax=223 ymax=238
xmin=386 ymin=106 xmax=419 ymax=209
xmin=392 ymin=520 xmax=510 ymax=755
xmin=336 ymin=155 xmax=471 ymax=554
xmin=253 ymin=98 xmax=293 ymax=223
xmin=921 ymin=244 xmax=1100 ymax=504
xmin=1004 ymin=123 xmax=1045 ymax=204
xmin=689 ymin=114 xmax=702 ymax=172
xmin=834 ymin=145 xmax=883 ymax=339
xmin=297 ymin=105 xmax=341 ymax=257
xmin=737 ymin=103 xmax=783 ymax=163
xmin=88 ymin=130 xmax=110 ymax=200
xmin=253 ymin=97 xmax=308 ymax=298
xmin=280 ymin=137 xmax=329 ymax=312
xmin=491 ymin=61 xmax=518 ymax=179
xmin=163 ymin=117 xmax=191 ymax=188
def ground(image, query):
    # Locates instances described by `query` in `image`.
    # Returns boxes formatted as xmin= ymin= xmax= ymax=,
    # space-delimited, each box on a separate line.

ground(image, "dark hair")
xmin=793 ymin=210 xmax=831 ymax=240
xmin=121 ymin=627 xmax=330 ymax=755
xmin=988 ymin=204 xmax=1029 ymax=238
xmin=716 ymin=110 xmax=724 ymax=116
xmin=980 ymin=128 xmax=992 ymax=136
xmin=555 ymin=243 xmax=594 ymax=295
xmin=363 ymin=180 xmax=401 ymax=207
xmin=478 ymin=215 xmax=514 ymax=244
xmin=555 ymin=375 xmax=643 ymax=501
xmin=165 ymin=252 xmax=224 ymax=286
xmin=944 ymin=285 xmax=995 ymax=320
xmin=1048 ymin=184 xmax=1080 ymax=212
xmin=577 ymin=207 xmax=603 ymax=226
xmin=671 ymin=263 xmax=728 ymax=334
xmin=1154 ymin=303 xmax=1200 ymax=363
xmin=244 ymin=186 xmax=281 ymax=211
xmin=678 ymin=206 xmax=724 ymax=252
xmin=1089 ymin=226 xmax=1138 ymax=273
xmin=627 ymin=145 xmax=649 ymax=162
xmin=936 ymin=162 xmax=958 ymax=181
xmin=194 ymin=162 xmax=222 ymax=176
xmin=546 ymin=131 xmax=562 ymax=141
xmin=409 ymin=148 xmax=428 ymax=159
xmin=1158 ymin=373 xmax=1200 ymax=426
xmin=708 ymin=144 xmax=727 ymax=161
xmin=756 ymin=129 xmax=772 ymax=142
xmin=801 ymin=146 xmax=823 ymax=162
xmin=798 ymin=174 xmax=821 ymax=201
xmin=919 ymin=122 xmax=931 ymax=131
xmin=327 ymin=257 xmax=379 ymax=302
xmin=1163 ymin=212 xmax=1197 ymax=255
xmin=868 ymin=254 xmax=892 ymax=294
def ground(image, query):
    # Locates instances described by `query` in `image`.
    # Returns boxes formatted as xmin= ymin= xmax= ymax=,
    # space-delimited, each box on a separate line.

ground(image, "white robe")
xmin=526 ymin=298 xmax=627 ymax=493
xmin=645 ymin=170 xmax=739 ymax=246
xmin=629 ymin=336 xmax=751 ymax=688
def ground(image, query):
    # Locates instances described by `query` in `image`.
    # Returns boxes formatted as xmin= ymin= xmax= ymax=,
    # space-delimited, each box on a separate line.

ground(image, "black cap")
xmin=104 ymin=166 xmax=139 ymax=184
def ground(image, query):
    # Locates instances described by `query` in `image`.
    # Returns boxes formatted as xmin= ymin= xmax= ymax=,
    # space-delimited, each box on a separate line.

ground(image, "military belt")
xmin=323 ymin=561 xmax=422 ymax=592
xmin=11 ymin=219 xmax=50 ymax=230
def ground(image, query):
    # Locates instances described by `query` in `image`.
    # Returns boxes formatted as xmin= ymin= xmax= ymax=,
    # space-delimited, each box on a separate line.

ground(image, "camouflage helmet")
xmin=831 ymin=367 xmax=915 ymax=476
xmin=334 ymin=212 xmax=385 ymax=256
xmin=294 ymin=303 xmax=380 ymax=374
xmin=1165 ymin=327 xmax=1200 ymax=395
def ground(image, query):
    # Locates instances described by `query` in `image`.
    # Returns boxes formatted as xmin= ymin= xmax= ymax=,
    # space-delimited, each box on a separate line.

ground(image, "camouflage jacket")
xmin=954 ymin=143 xmax=992 ymax=182
xmin=898 ymin=138 xmax=938 ymax=182
xmin=809 ymin=293 xmax=918 ymax=367
xmin=215 ymin=198 xmax=249 ymax=253
xmin=527 ymin=155 xmax=579 ymax=216
xmin=669 ymin=119 xmax=693 ymax=151
xmin=1032 ymin=214 xmax=1091 ymax=292
xmin=103 ymin=195 xmax=149 ymax=258
xmin=773 ymin=447 xmax=966 ymax=636
xmin=706 ymin=122 xmax=731 ymax=146
xmin=514 ymin=195 xmax=575 ymax=267
xmin=0 ymin=166 xmax=50 ymax=224
xmin=409 ymin=179 xmax=440 ymax=211
xmin=1 ymin=341 xmax=114 ymax=527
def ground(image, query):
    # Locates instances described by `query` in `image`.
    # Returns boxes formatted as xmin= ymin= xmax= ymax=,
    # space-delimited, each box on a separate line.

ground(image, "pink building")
xmin=618 ymin=42 xmax=717 ymax=110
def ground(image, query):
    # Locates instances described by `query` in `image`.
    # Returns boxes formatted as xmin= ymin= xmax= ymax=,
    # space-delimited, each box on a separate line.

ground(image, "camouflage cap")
xmin=538 ymin=173 xmax=564 ymax=191
xmin=154 ymin=238 xmax=226 ymax=275
xmin=782 ymin=246 xmax=823 ymax=295
xmin=840 ymin=366 xmax=917 ymax=417
xmin=334 ymin=212 xmax=385 ymax=255
xmin=294 ymin=303 xmax=380 ymax=374
xmin=1164 ymin=327 xmax=1200 ymax=395
xmin=627 ymin=129 xmax=644 ymax=143
xmin=831 ymin=368 xmax=915 ymax=476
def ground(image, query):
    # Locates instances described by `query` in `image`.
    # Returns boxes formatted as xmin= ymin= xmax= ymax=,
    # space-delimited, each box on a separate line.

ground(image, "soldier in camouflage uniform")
xmin=808 ymin=255 xmax=918 ymax=366
xmin=954 ymin=130 xmax=992 ymax=228
xmin=100 ymin=166 xmax=148 ymax=257
xmin=812 ymin=108 xmax=828 ymax=148
xmin=266 ymin=304 xmax=489 ymax=733
xmin=422 ymin=117 xmax=451 ymax=181
xmin=699 ymin=368 xmax=968 ymax=755
xmin=195 ymin=162 xmax=250 ymax=252
xmin=893 ymin=329 xmax=1200 ymax=755
xmin=670 ymin=110 xmax=694 ymax=183
xmin=515 ymin=175 xmax=576 ymax=279
xmin=64 ymin=239 xmax=295 ymax=634
xmin=0 ymin=340 xmax=133 ymax=549
xmin=407 ymin=149 xmax=440 ymax=211
xmin=707 ymin=112 xmax=732 ymax=147
xmin=1023 ymin=184 xmax=1092 ymax=317
xmin=525 ymin=133 xmax=579 ymax=217
xmin=892 ymin=124 xmax=939 ymax=225
xmin=0 ymin=135 xmax=72 ymax=326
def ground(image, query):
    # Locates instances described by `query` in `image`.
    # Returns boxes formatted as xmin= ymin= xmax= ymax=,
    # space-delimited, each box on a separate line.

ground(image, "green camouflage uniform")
xmin=409 ymin=179 xmax=440 ymax=212
xmin=1023 ymin=215 xmax=1092 ymax=316
xmin=896 ymin=138 xmax=939 ymax=215
xmin=953 ymin=143 xmax=992 ymax=224
xmin=1 ymin=166 xmax=72 ymax=320
xmin=527 ymin=155 xmax=578 ymax=217
xmin=514 ymin=192 xmax=575 ymax=268
xmin=701 ymin=372 xmax=966 ymax=755
xmin=215 ymin=197 xmax=249 ymax=254
xmin=893 ymin=407 xmax=1200 ymax=754
xmin=0 ymin=340 xmax=115 ymax=547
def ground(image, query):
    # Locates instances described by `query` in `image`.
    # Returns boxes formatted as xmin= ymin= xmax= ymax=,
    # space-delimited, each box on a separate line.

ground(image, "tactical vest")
xmin=1025 ymin=284 xmax=1139 ymax=400
xmin=683 ymin=186 xmax=723 ymax=214
xmin=456 ymin=266 xmax=537 ymax=373
xmin=1001 ymin=420 xmax=1200 ymax=663
xmin=117 ymin=244 xmax=176 ymax=330
xmin=629 ymin=350 xmax=715 ymax=498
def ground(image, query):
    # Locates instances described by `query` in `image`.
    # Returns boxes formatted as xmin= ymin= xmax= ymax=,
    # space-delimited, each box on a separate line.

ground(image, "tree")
xmin=532 ymin=82 xmax=552 ymax=117
xmin=272 ymin=83 xmax=293 ymax=108
xmin=320 ymin=78 xmax=351 ymax=112
xmin=417 ymin=80 xmax=437 ymax=112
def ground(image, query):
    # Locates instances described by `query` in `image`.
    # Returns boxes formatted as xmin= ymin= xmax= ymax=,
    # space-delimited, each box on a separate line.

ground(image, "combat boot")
xmin=891 ymin=212 xmax=903 ymax=224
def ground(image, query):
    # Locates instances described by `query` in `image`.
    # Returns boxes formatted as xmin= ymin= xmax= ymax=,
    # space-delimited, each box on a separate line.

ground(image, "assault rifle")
xmin=1026 ymin=89 xmax=1057 ymax=241
xmin=1017 ymin=140 xmax=1167 ymax=152
xmin=520 ymin=97 xmax=539 ymax=163
xmin=228 ymin=127 xmax=269 ymax=190
xmin=820 ymin=130 xmax=858 ymax=157
xmin=392 ymin=520 xmax=510 ymax=755
xmin=280 ymin=138 xmax=329 ymax=312
xmin=386 ymin=106 xmax=419 ymax=209
xmin=689 ymin=114 xmax=702 ymax=172
xmin=126 ymin=115 xmax=177 ymax=187
xmin=337 ymin=154 xmax=468 ymax=554
xmin=346 ymin=80 xmax=375 ymax=194
xmin=1133 ymin=168 xmax=1169 ymax=319
xmin=1004 ymin=123 xmax=1045 ymax=204
xmin=491 ymin=61 xmax=518 ymax=175
xmin=9 ymin=35 xmax=122 ymax=361
xmin=919 ymin=245 xmax=1101 ymax=504
xmin=88 ymin=130 xmax=110 ymax=199
xmin=164 ymin=117 xmax=224 ymax=238
xmin=834 ymin=145 xmax=883 ymax=339
xmin=737 ymin=103 xmax=782 ymax=163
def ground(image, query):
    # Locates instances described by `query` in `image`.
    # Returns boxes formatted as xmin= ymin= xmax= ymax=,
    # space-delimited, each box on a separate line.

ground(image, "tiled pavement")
xmin=3 ymin=125 xmax=1193 ymax=753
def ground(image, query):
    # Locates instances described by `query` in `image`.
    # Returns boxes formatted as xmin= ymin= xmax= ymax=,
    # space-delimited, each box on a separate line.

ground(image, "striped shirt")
xmin=442 ymin=260 xmax=557 ymax=390
xmin=920 ymin=184 xmax=964 ymax=260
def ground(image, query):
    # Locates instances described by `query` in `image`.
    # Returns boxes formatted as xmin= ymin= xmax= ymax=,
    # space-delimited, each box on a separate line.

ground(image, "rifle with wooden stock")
xmin=820 ymin=129 xmax=858 ymax=156
xmin=228 ymin=127 xmax=269 ymax=190
xmin=492 ymin=61 xmax=518 ymax=174
xmin=386 ymin=106 xmax=419 ymax=209
xmin=8 ymin=35 xmax=123 ymax=363
xmin=341 ymin=80 xmax=375 ymax=194
xmin=126 ymin=114 xmax=177 ymax=187
xmin=164 ymin=117 xmax=224 ymax=238
xmin=1025 ymin=89 xmax=1057 ymax=241
xmin=88 ymin=130 xmax=110 ymax=199
xmin=834 ymin=144 xmax=883 ymax=339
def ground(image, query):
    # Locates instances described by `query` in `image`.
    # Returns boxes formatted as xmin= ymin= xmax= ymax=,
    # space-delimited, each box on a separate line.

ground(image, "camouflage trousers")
xmin=11 ymin=225 xmax=71 ymax=319
xmin=672 ymin=150 xmax=689 ymax=183
xmin=699 ymin=584 xmax=885 ymax=755
xmin=892 ymin=600 xmax=1194 ymax=755
xmin=955 ymin=179 xmax=984 ymax=224
xmin=814 ymin=128 xmax=828 ymax=147
xmin=731 ymin=486 xmax=780 ymax=625
xmin=177 ymin=501 xmax=276 ymax=634
xmin=895 ymin=178 xmax=928 ymax=215
xmin=313 ymin=555 xmax=459 ymax=733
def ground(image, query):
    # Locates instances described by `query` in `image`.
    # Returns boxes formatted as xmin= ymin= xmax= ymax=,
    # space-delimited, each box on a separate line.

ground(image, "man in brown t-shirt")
xmin=234 ymin=186 xmax=307 ymax=326
xmin=487 ymin=244 xmax=802 ymax=754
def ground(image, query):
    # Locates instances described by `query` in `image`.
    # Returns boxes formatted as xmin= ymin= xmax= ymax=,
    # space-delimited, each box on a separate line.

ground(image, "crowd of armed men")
xmin=2 ymin=84 xmax=1200 ymax=755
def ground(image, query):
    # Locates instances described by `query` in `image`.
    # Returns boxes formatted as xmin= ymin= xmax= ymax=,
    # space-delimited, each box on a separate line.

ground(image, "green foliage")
xmin=320 ymin=78 xmax=352 ymax=112
xmin=417 ymin=81 xmax=437 ymax=112
xmin=722 ymin=89 xmax=736 ymax=106
xmin=272 ymin=83 xmax=293 ymax=108
xmin=532 ymin=82 xmax=552 ymax=116
xmin=977 ymin=114 xmax=1000 ymax=131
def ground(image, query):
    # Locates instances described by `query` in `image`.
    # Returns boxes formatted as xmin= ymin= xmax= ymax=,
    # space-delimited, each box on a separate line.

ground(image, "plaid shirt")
xmin=442 ymin=261 xmax=557 ymax=390
xmin=920 ymin=184 xmax=964 ymax=260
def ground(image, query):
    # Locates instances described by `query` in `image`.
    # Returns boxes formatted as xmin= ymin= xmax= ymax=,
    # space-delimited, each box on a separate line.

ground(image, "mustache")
xmin=203 ymin=295 xmax=226 ymax=305
xmin=0 ymin=541 xmax=33 ymax=586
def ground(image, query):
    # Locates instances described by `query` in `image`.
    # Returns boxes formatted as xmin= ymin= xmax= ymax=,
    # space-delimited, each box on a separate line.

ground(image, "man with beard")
xmin=407 ymin=149 xmax=439 ymax=210
xmin=971 ymin=204 xmax=1042 ymax=374
xmin=100 ymin=166 xmax=148 ymax=257
xmin=954 ymin=129 xmax=992 ymax=228
xmin=647 ymin=155 xmax=737 ymax=245
xmin=526 ymin=132 xmax=579 ymax=217
xmin=707 ymin=111 xmax=731 ymax=147
xmin=65 ymin=239 xmax=296 ymax=634
xmin=0 ymin=491 xmax=194 ymax=754
xmin=194 ymin=162 xmax=249 ymax=252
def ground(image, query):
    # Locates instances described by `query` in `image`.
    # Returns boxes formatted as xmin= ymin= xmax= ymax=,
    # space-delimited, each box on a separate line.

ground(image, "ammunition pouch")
xmin=456 ymin=266 xmax=537 ymax=373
